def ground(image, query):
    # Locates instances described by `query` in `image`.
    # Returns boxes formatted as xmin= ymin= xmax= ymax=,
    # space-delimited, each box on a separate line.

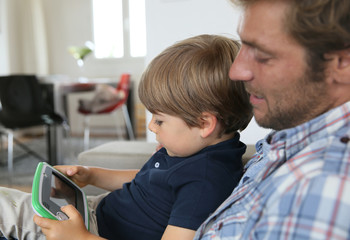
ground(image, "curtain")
xmin=0 ymin=0 xmax=48 ymax=75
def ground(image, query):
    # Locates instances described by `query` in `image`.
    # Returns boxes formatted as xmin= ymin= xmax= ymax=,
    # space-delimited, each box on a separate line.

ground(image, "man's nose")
xmin=229 ymin=47 xmax=253 ymax=82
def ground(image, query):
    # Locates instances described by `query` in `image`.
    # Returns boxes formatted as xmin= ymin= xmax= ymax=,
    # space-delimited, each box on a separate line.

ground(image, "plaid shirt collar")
xmin=195 ymin=101 xmax=350 ymax=239
xmin=261 ymin=101 xmax=350 ymax=181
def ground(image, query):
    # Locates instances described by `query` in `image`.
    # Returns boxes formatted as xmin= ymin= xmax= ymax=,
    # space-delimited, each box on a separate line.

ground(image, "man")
xmin=194 ymin=0 xmax=350 ymax=239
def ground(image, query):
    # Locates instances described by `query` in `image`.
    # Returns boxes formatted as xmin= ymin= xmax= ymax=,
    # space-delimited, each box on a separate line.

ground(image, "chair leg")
xmin=83 ymin=116 xmax=90 ymax=151
xmin=46 ymin=125 xmax=58 ymax=166
xmin=0 ymin=133 xmax=4 ymax=163
xmin=111 ymin=111 xmax=124 ymax=140
xmin=12 ymin=137 xmax=46 ymax=162
xmin=7 ymin=131 xmax=13 ymax=185
xmin=122 ymin=104 xmax=135 ymax=140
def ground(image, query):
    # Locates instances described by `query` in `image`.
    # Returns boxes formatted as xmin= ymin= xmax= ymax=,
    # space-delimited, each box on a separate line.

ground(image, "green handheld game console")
xmin=31 ymin=162 xmax=89 ymax=229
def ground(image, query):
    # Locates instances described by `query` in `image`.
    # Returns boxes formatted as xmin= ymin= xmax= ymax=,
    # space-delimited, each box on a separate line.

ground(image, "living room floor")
xmin=0 ymin=134 xmax=120 ymax=192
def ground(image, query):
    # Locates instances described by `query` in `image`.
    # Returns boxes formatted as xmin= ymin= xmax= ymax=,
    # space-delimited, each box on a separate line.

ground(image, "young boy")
xmin=0 ymin=34 xmax=252 ymax=240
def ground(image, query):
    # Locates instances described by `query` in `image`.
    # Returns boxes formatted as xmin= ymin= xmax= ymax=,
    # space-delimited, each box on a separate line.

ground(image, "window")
xmin=92 ymin=0 xmax=146 ymax=59
xmin=128 ymin=0 xmax=146 ymax=57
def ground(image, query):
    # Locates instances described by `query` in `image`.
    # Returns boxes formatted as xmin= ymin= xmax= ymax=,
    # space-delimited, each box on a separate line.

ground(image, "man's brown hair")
xmin=232 ymin=0 xmax=350 ymax=74
xmin=138 ymin=34 xmax=252 ymax=136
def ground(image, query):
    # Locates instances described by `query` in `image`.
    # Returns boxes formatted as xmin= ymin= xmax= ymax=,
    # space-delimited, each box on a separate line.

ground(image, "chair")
xmin=78 ymin=73 xmax=135 ymax=150
xmin=0 ymin=75 xmax=68 ymax=183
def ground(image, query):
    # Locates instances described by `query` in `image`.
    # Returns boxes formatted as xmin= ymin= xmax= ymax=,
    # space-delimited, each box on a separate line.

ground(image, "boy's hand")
xmin=54 ymin=165 xmax=91 ymax=188
xmin=33 ymin=205 xmax=92 ymax=240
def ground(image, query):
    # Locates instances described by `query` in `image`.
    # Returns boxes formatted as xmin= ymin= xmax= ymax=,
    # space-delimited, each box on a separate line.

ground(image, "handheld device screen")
xmin=50 ymin=172 xmax=76 ymax=207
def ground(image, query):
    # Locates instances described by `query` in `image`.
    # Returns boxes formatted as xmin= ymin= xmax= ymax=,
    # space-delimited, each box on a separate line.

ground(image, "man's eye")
xmin=254 ymin=49 xmax=272 ymax=64
xmin=154 ymin=120 xmax=163 ymax=126
xmin=255 ymin=57 xmax=271 ymax=63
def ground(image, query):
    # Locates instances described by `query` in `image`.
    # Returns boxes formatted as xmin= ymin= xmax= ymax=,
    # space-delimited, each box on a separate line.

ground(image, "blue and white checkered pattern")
xmin=194 ymin=101 xmax=350 ymax=240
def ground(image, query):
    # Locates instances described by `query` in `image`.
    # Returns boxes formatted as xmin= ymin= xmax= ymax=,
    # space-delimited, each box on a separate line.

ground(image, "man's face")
xmin=229 ymin=1 xmax=331 ymax=130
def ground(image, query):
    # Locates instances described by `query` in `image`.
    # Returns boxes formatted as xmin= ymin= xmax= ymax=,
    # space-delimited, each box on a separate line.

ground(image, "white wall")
xmin=144 ymin=0 xmax=270 ymax=145
xmin=0 ymin=0 xmax=49 ymax=75
xmin=0 ymin=0 xmax=270 ymax=144
xmin=0 ymin=0 xmax=26 ymax=74
xmin=0 ymin=0 xmax=145 ymax=87
xmin=0 ymin=0 xmax=9 ymax=75
xmin=145 ymin=0 xmax=241 ymax=63
xmin=41 ymin=0 xmax=145 ymax=82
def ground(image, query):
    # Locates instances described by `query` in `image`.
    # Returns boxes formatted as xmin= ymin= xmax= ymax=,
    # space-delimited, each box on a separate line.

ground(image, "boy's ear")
xmin=199 ymin=112 xmax=217 ymax=138
xmin=324 ymin=48 xmax=350 ymax=84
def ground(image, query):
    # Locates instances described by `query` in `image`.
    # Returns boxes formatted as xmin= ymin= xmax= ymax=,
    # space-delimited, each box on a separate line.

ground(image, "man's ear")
xmin=199 ymin=112 xmax=217 ymax=138
xmin=324 ymin=48 xmax=350 ymax=84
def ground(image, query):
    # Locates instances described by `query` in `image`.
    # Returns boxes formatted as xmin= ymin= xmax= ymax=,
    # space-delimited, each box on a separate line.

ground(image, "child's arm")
xmin=54 ymin=165 xmax=139 ymax=191
xmin=34 ymin=205 xmax=105 ymax=240
xmin=161 ymin=225 xmax=196 ymax=240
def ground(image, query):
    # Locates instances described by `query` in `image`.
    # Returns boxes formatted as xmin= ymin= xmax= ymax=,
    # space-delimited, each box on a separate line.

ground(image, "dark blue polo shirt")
xmin=96 ymin=134 xmax=245 ymax=240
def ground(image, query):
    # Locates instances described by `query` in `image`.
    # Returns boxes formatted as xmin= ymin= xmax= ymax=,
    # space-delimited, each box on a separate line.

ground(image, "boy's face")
xmin=148 ymin=113 xmax=205 ymax=157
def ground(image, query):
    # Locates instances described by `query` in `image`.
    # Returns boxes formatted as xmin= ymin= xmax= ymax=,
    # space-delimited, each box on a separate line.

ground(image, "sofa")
xmin=77 ymin=140 xmax=256 ymax=195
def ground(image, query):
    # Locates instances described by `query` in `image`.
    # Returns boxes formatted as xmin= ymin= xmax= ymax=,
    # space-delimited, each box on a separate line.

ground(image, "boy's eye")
xmin=154 ymin=120 xmax=163 ymax=126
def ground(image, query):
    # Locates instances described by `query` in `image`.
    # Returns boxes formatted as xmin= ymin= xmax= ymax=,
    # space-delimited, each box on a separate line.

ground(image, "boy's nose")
xmin=148 ymin=117 xmax=157 ymax=133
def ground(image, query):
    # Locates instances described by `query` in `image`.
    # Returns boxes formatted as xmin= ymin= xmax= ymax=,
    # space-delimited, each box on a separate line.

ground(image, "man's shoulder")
xmin=262 ymin=134 xmax=350 ymax=200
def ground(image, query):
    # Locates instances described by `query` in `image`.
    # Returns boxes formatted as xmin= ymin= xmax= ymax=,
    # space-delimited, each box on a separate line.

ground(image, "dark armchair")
xmin=0 ymin=75 xmax=68 ymax=184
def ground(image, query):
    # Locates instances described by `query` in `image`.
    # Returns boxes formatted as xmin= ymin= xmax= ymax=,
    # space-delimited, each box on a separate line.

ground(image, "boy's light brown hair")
xmin=138 ymin=34 xmax=252 ymax=136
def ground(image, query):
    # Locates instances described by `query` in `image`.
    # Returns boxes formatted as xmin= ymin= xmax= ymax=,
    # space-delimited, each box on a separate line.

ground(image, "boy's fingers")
xmin=75 ymin=166 xmax=87 ymax=176
xmin=61 ymin=204 xmax=80 ymax=219
xmin=33 ymin=214 xmax=54 ymax=229
xmin=53 ymin=165 xmax=70 ymax=175
xmin=66 ymin=167 xmax=77 ymax=176
xmin=54 ymin=165 xmax=78 ymax=176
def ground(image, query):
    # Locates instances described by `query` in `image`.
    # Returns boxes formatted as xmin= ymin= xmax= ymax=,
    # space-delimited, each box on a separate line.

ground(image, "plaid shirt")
xmin=194 ymin=101 xmax=350 ymax=240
